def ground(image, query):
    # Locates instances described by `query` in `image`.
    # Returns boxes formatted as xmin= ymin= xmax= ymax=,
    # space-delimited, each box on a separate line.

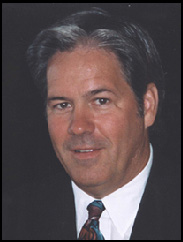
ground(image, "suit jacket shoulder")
xmin=2 ymin=170 xmax=77 ymax=240
xmin=131 ymin=145 xmax=181 ymax=240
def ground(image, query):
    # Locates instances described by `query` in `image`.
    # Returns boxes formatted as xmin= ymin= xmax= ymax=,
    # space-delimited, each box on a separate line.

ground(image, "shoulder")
xmin=142 ymin=144 xmax=181 ymax=239
xmin=132 ymin=143 xmax=181 ymax=240
xmin=150 ymin=143 xmax=181 ymax=199
xmin=2 ymin=170 xmax=76 ymax=240
xmin=3 ymin=170 xmax=72 ymax=211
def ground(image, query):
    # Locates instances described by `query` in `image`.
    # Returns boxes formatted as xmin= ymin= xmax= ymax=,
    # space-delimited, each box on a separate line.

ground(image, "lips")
xmin=74 ymin=149 xmax=97 ymax=153
xmin=71 ymin=148 xmax=102 ymax=160
xmin=71 ymin=146 xmax=101 ymax=152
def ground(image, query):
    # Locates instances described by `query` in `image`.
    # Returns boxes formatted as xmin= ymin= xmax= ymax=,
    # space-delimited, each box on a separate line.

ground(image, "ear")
xmin=144 ymin=83 xmax=159 ymax=128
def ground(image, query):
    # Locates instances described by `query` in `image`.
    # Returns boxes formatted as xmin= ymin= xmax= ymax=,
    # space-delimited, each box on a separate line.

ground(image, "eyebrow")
xmin=85 ymin=88 xmax=116 ymax=98
xmin=47 ymin=96 xmax=71 ymax=103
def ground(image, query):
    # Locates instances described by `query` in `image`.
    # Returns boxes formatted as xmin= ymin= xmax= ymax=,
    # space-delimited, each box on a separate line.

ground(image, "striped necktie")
xmin=78 ymin=200 xmax=105 ymax=240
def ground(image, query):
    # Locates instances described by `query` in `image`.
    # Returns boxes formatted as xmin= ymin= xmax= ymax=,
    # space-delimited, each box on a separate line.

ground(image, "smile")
xmin=75 ymin=149 xmax=95 ymax=153
xmin=71 ymin=148 xmax=102 ymax=160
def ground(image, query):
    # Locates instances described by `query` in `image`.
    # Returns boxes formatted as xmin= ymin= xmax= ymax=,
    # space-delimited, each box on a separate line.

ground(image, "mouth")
xmin=74 ymin=149 xmax=96 ymax=153
xmin=71 ymin=148 xmax=102 ymax=160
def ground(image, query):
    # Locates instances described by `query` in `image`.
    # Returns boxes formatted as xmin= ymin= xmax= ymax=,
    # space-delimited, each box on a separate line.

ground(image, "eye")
xmin=54 ymin=102 xmax=72 ymax=110
xmin=94 ymin=98 xmax=110 ymax=105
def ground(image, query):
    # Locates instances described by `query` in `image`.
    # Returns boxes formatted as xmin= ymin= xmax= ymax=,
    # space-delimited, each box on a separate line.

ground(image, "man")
xmin=2 ymin=8 xmax=180 ymax=240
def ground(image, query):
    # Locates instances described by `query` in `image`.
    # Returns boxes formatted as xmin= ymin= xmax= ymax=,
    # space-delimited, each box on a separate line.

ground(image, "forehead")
xmin=47 ymin=47 xmax=126 ymax=94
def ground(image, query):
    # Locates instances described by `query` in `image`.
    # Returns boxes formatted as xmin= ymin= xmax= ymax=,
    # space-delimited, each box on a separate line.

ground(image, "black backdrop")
xmin=2 ymin=3 xmax=181 ymax=193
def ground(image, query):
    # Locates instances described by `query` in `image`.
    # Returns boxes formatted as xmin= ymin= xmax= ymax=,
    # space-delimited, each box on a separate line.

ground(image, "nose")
xmin=68 ymin=106 xmax=95 ymax=135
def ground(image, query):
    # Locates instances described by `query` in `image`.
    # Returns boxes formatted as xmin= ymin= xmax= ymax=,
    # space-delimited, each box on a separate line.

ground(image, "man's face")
xmin=47 ymin=47 xmax=150 ymax=198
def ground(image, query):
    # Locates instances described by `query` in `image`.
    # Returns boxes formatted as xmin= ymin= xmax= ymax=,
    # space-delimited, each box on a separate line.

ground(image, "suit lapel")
xmin=130 ymin=178 xmax=164 ymax=240
xmin=130 ymin=149 xmax=168 ymax=240
xmin=34 ymin=171 xmax=77 ymax=240
xmin=47 ymin=172 xmax=77 ymax=240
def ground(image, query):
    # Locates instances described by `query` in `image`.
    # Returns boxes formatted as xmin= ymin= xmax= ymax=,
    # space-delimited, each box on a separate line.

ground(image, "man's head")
xmin=27 ymin=9 xmax=164 ymax=198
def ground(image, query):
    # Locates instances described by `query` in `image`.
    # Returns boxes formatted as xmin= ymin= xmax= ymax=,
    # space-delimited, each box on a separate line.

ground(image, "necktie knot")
xmin=78 ymin=200 xmax=105 ymax=240
xmin=87 ymin=200 xmax=105 ymax=220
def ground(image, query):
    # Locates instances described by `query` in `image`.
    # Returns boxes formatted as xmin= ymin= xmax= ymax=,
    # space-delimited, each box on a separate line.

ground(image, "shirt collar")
xmin=101 ymin=144 xmax=153 ymax=236
xmin=72 ymin=144 xmax=153 ymax=237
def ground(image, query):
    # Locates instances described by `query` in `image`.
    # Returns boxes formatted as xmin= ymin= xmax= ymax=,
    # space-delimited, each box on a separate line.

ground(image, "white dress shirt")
xmin=71 ymin=144 xmax=153 ymax=240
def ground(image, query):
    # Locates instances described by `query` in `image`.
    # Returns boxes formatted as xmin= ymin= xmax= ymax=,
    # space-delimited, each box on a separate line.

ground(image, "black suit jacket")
xmin=2 ymin=146 xmax=181 ymax=240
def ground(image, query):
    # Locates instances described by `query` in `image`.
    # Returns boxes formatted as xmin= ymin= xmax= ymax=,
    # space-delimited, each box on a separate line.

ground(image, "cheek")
xmin=96 ymin=108 xmax=143 ymax=151
xmin=95 ymin=111 xmax=129 ymax=144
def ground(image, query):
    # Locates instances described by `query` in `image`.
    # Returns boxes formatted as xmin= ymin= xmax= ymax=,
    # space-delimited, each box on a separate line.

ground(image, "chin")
xmin=71 ymin=170 xmax=110 ymax=191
